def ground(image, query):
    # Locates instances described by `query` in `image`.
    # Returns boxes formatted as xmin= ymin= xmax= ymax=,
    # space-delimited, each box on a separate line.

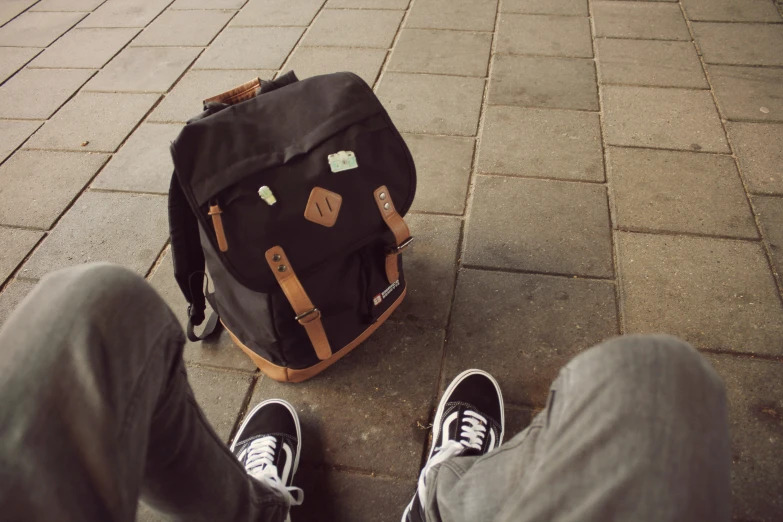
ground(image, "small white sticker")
xmin=328 ymin=151 xmax=358 ymax=172
xmin=373 ymin=280 xmax=400 ymax=306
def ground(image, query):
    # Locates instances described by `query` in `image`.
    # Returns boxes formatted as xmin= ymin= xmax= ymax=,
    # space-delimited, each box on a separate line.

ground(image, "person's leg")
xmin=0 ymin=263 xmax=290 ymax=522
xmin=418 ymin=335 xmax=732 ymax=522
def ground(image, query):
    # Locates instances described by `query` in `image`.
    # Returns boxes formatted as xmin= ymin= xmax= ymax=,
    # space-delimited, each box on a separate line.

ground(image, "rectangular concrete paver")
xmin=489 ymin=54 xmax=598 ymax=111
xmin=0 ymin=0 xmax=36 ymax=26
xmin=496 ymin=13 xmax=593 ymax=58
xmin=478 ymin=106 xmax=604 ymax=181
xmin=194 ymin=27 xmax=304 ymax=70
xmin=92 ymin=123 xmax=182 ymax=194
xmin=592 ymin=1 xmax=690 ymax=40
xmin=596 ymin=39 xmax=708 ymax=88
xmin=404 ymin=133 xmax=474 ymax=215
xmin=681 ymin=0 xmax=782 ymax=22
xmin=132 ymin=9 xmax=234 ymax=47
xmin=501 ymin=0 xmax=588 ymax=16
xmin=283 ymin=47 xmax=386 ymax=86
xmin=303 ymin=9 xmax=403 ymax=48
xmin=187 ymin=366 xmax=254 ymax=442
xmin=0 ymin=150 xmax=109 ymax=230
xmin=0 ymin=47 xmax=40 ymax=83
xmin=602 ymin=85 xmax=730 ymax=152
xmin=29 ymin=28 xmax=140 ymax=69
xmin=708 ymin=65 xmax=783 ymax=122
xmin=327 ymin=0 xmax=409 ymax=7
xmin=20 ymin=191 xmax=169 ymax=279
xmin=0 ymin=226 xmax=42 ymax=284
xmin=618 ymin=232 xmax=783 ymax=355
xmin=0 ymin=280 xmax=36 ymax=326
xmin=78 ymin=0 xmax=171 ymax=28
xmin=753 ymin=195 xmax=783 ymax=278
xmin=727 ymin=122 xmax=783 ymax=195
xmin=406 ymin=0 xmax=498 ymax=31
xmin=24 ymin=92 xmax=160 ymax=153
xmin=0 ymin=120 xmax=41 ymax=163
xmin=84 ymin=47 xmax=201 ymax=93
xmin=31 ymin=0 xmax=105 ymax=11
xmin=388 ymin=29 xmax=492 ymax=77
xmin=0 ymin=68 xmax=93 ymax=120
xmin=0 ymin=11 xmax=85 ymax=47
xmin=446 ymin=269 xmax=619 ymax=406
xmin=608 ymin=147 xmax=757 ymax=238
xmin=464 ymin=176 xmax=614 ymax=277
xmin=693 ymin=22 xmax=783 ymax=66
xmin=231 ymin=0 xmax=324 ymax=27
xmin=170 ymin=0 xmax=246 ymax=9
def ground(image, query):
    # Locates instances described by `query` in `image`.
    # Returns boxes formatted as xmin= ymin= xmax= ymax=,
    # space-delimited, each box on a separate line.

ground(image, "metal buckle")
xmin=295 ymin=308 xmax=321 ymax=324
xmin=393 ymin=236 xmax=414 ymax=253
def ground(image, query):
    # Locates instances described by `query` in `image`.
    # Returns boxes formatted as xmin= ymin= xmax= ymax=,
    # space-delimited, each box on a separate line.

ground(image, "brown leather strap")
xmin=374 ymin=186 xmax=412 ymax=284
xmin=204 ymin=78 xmax=261 ymax=106
xmin=208 ymin=205 xmax=228 ymax=252
xmin=265 ymin=246 xmax=332 ymax=360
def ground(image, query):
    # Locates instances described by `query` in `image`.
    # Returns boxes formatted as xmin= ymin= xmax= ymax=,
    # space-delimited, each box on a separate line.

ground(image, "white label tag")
xmin=373 ymin=280 xmax=400 ymax=306
xmin=328 ymin=151 xmax=358 ymax=172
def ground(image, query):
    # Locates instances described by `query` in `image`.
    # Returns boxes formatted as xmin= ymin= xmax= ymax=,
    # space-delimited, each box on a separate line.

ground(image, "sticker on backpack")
xmin=373 ymin=279 xmax=400 ymax=306
xmin=328 ymin=151 xmax=358 ymax=172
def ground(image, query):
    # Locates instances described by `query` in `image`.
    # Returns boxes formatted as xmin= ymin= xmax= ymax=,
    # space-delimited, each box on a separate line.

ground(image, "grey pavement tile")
xmin=464 ymin=176 xmax=614 ymax=277
xmin=0 ymin=120 xmax=41 ymax=163
xmin=592 ymin=1 xmax=690 ymax=40
xmin=231 ymin=0 xmax=324 ymax=27
xmin=24 ymin=92 xmax=160 ymax=152
xmin=0 ymin=47 xmax=40 ymax=83
xmin=445 ymin=269 xmax=619 ymax=406
xmin=754 ymin=195 xmax=783 ymax=278
xmin=251 ymin=322 xmax=445 ymax=476
xmin=501 ymin=0 xmax=587 ymax=15
xmin=0 ymin=280 xmax=36 ymax=327
xmin=693 ymin=22 xmax=783 ymax=66
xmin=31 ymin=0 xmax=105 ymax=11
xmin=132 ymin=9 xmax=233 ymax=47
xmin=170 ymin=0 xmax=246 ymax=8
xmin=29 ymin=28 xmax=139 ymax=69
xmin=505 ymin=406 xmax=536 ymax=440
xmin=406 ymin=0 xmax=498 ymax=31
xmin=0 ymin=1 xmax=37 ymax=26
xmin=0 ymin=68 xmax=93 ymax=119
xmin=617 ymin=232 xmax=783 ymax=355
xmin=283 ymin=47 xmax=386 ymax=86
xmin=377 ymin=72 xmax=485 ymax=136
xmin=149 ymin=69 xmax=274 ymax=123
xmin=608 ymin=147 xmax=757 ymax=238
xmin=728 ymin=122 xmax=783 ymax=195
xmin=0 ymin=11 xmax=85 ymax=47
xmin=705 ymin=355 xmax=783 ymax=521
xmin=478 ymin=106 xmax=604 ymax=181
xmin=596 ymin=39 xmax=708 ymax=88
xmin=187 ymin=366 xmax=254 ymax=442
xmin=303 ymin=9 xmax=402 ymax=48
xmin=194 ymin=27 xmax=303 ymax=70
xmin=683 ymin=0 xmax=782 ymax=23
xmin=404 ymin=133 xmax=474 ymax=214
xmin=327 ymin=0 xmax=409 ymax=7
xmin=92 ymin=123 xmax=182 ymax=194
xmin=291 ymin=470 xmax=415 ymax=522
xmin=0 ymin=150 xmax=109 ymax=229
xmin=497 ymin=13 xmax=593 ymax=58
xmin=84 ymin=47 xmax=200 ymax=93
xmin=78 ymin=0 xmax=170 ymax=28
xmin=0 ymin=227 xmax=42 ymax=283
xmin=602 ymin=85 xmax=730 ymax=153
xmin=148 ymin=250 xmax=258 ymax=372
xmin=709 ymin=65 xmax=783 ymax=122
xmin=21 ymin=191 xmax=169 ymax=279
xmin=388 ymin=29 xmax=492 ymax=77
xmin=396 ymin=213 xmax=461 ymax=329
xmin=488 ymin=54 xmax=598 ymax=111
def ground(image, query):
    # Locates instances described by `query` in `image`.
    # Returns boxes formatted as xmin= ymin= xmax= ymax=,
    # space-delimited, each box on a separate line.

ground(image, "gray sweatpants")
xmin=0 ymin=264 xmax=731 ymax=522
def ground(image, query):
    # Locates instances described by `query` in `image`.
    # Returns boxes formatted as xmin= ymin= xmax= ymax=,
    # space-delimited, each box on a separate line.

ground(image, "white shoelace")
xmin=243 ymin=435 xmax=304 ymax=508
xmin=417 ymin=410 xmax=489 ymax=506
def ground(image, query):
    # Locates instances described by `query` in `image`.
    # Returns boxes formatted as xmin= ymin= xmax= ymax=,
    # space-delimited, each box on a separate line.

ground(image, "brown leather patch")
xmin=304 ymin=187 xmax=342 ymax=227
xmin=203 ymin=78 xmax=261 ymax=106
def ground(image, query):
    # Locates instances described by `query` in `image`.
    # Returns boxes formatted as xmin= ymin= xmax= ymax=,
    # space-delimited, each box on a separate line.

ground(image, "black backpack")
xmin=168 ymin=72 xmax=416 ymax=382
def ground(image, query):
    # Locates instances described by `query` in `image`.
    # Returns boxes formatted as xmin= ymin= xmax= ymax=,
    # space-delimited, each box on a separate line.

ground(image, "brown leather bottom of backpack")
xmin=224 ymin=288 xmax=406 ymax=383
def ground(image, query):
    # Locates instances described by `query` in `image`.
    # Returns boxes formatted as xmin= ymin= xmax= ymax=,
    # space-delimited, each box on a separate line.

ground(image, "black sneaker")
xmin=231 ymin=399 xmax=304 ymax=512
xmin=402 ymin=369 xmax=504 ymax=522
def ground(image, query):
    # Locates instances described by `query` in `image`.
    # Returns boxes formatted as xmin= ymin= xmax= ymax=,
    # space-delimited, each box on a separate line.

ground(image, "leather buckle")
xmin=392 ymin=236 xmax=414 ymax=254
xmin=295 ymin=308 xmax=321 ymax=324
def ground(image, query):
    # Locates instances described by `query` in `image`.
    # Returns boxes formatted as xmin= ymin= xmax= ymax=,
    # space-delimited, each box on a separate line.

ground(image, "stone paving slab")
xmin=705 ymin=354 xmax=783 ymax=521
xmin=464 ymin=176 xmax=614 ymax=277
xmin=489 ymin=54 xmax=598 ymax=111
xmin=92 ymin=123 xmax=182 ymax=194
xmin=0 ymin=11 xmax=86 ymax=47
xmin=602 ymin=85 xmax=729 ymax=152
xmin=78 ymin=0 xmax=171 ymax=28
xmin=0 ymin=68 xmax=93 ymax=120
xmin=592 ymin=1 xmax=690 ymax=40
xmin=24 ymin=92 xmax=160 ymax=153
xmin=501 ymin=0 xmax=587 ymax=16
xmin=478 ymin=106 xmax=604 ymax=181
xmin=388 ymin=28 xmax=492 ymax=77
xmin=84 ymin=47 xmax=201 ymax=94
xmin=0 ymin=0 xmax=36 ymax=26
xmin=169 ymin=0 xmax=246 ymax=9
xmin=445 ymin=269 xmax=619 ymax=406
xmin=303 ymin=9 xmax=403 ymax=48
xmin=0 ymin=47 xmax=40 ymax=83
xmin=595 ymin=39 xmax=708 ymax=88
xmin=607 ymin=147 xmax=758 ymax=238
xmin=31 ymin=0 xmax=105 ymax=11
xmin=404 ymin=133 xmax=474 ymax=215
xmin=0 ymin=226 xmax=42 ymax=283
xmin=29 ymin=28 xmax=140 ymax=69
xmin=0 ymin=119 xmax=41 ymax=163
xmin=406 ymin=0 xmax=499 ymax=32
xmin=693 ymin=22 xmax=783 ymax=66
xmin=20 ymin=191 xmax=169 ymax=279
xmin=0 ymin=150 xmax=109 ymax=230
xmin=681 ymin=0 xmax=782 ymax=22
xmin=231 ymin=0 xmax=324 ymax=27
xmin=194 ymin=27 xmax=304 ymax=70
xmin=186 ymin=366 xmax=254 ymax=442
xmin=753 ymin=196 xmax=783 ymax=279
xmin=377 ymin=72 xmax=485 ymax=136
xmin=327 ymin=0 xmax=410 ymax=8
xmin=496 ymin=13 xmax=593 ymax=58
xmin=708 ymin=65 xmax=783 ymax=123
xmin=131 ymin=9 xmax=234 ymax=47
xmin=283 ymin=46 xmax=387 ymax=86
xmin=617 ymin=232 xmax=783 ymax=355
xmin=0 ymin=279 xmax=35 ymax=326
xmin=728 ymin=122 xmax=783 ymax=195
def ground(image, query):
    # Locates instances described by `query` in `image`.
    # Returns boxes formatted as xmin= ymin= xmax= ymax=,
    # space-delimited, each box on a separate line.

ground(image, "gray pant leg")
xmin=0 ymin=264 xmax=287 ymax=522
xmin=427 ymin=334 xmax=731 ymax=522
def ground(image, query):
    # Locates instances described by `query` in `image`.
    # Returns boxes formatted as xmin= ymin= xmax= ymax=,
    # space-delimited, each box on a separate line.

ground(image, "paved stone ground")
xmin=0 ymin=0 xmax=782 ymax=520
